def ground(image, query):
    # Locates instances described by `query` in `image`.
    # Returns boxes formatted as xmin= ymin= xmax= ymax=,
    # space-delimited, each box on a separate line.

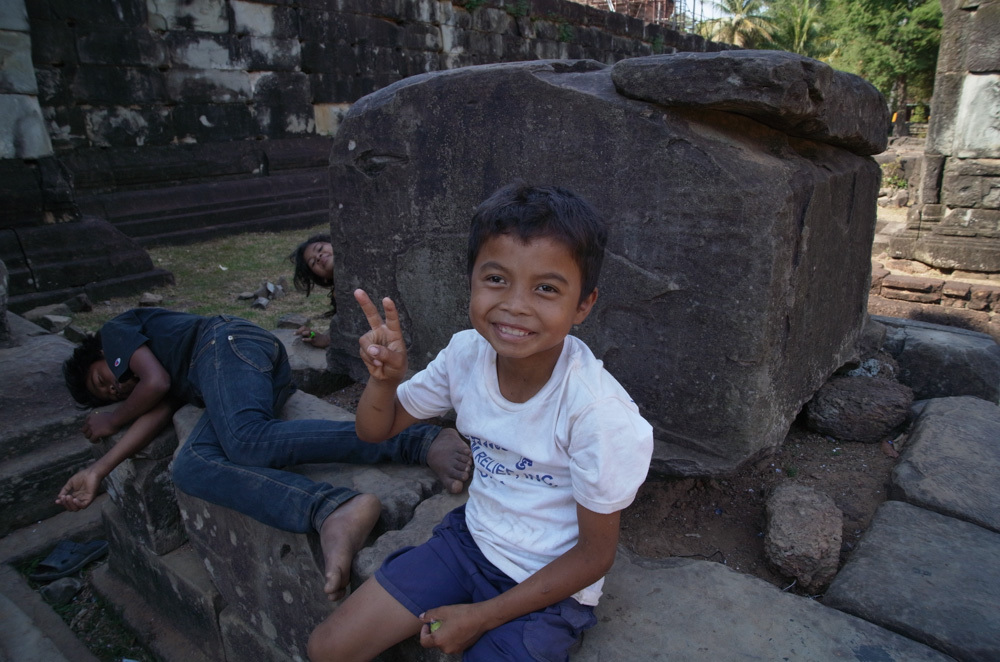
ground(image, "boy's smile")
xmin=470 ymin=234 xmax=597 ymax=394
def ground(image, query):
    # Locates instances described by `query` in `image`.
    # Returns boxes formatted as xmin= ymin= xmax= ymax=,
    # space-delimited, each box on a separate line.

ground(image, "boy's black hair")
xmin=63 ymin=332 xmax=107 ymax=409
xmin=467 ymin=183 xmax=608 ymax=302
xmin=289 ymin=233 xmax=337 ymax=314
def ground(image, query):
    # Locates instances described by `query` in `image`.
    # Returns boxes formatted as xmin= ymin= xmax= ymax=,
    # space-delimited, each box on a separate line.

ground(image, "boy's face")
xmin=86 ymin=357 xmax=136 ymax=403
xmin=469 ymin=234 xmax=596 ymax=367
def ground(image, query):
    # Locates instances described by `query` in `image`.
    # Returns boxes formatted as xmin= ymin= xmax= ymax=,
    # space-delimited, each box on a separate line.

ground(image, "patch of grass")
xmin=71 ymin=224 xmax=335 ymax=334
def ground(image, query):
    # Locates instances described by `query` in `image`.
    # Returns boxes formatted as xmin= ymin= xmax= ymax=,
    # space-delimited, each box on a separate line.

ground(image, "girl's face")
xmin=304 ymin=242 xmax=334 ymax=281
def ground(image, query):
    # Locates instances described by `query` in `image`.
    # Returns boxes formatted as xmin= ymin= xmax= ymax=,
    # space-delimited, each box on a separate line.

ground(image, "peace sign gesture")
xmin=354 ymin=289 xmax=408 ymax=384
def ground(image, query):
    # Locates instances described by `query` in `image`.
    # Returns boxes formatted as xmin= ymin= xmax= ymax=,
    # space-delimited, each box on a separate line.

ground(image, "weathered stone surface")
xmin=100 ymin=500 xmax=225 ymax=662
xmin=172 ymin=393 xmax=443 ymax=659
xmin=610 ymin=50 xmax=890 ymax=155
xmin=0 ymin=94 xmax=52 ymax=159
xmin=326 ymin=59 xmax=879 ymax=476
xmin=0 ymin=31 xmax=37 ymax=95
xmin=804 ymin=375 xmax=913 ymax=443
xmin=0 ymin=258 xmax=9 ymax=345
xmin=0 ymin=331 xmax=83 ymax=461
xmin=272 ymin=328 xmax=349 ymax=396
xmin=875 ymin=315 xmax=1000 ymax=403
xmin=2 ymin=216 xmax=173 ymax=313
xmin=968 ymin=1 xmax=1000 ymax=74
xmin=96 ymin=422 xmax=185 ymax=555
xmin=354 ymin=492 xmax=468 ymax=584
xmin=824 ymin=500 xmax=1000 ymax=661
xmin=578 ymin=550 xmax=951 ymax=661
xmin=890 ymin=396 xmax=1000 ymax=534
xmin=764 ymin=482 xmax=842 ymax=592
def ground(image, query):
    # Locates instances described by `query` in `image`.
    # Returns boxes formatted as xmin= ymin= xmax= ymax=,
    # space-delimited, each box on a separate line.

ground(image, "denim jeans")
xmin=171 ymin=316 xmax=438 ymax=533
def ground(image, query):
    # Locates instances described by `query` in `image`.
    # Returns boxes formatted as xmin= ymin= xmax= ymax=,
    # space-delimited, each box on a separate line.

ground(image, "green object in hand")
xmin=429 ymin=620 xmax=442 ymax=633
xmin=309 ymin=331 xmax=316 ymax=339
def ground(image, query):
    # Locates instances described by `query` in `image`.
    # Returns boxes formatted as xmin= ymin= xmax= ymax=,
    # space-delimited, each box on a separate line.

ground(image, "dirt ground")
xmin=619 ymin=423 xmax=900 ymax=595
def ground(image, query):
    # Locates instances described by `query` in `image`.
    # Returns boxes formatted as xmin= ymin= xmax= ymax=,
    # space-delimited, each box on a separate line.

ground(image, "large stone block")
xmin=611 ymin=50 xmax=889 ymax=155
xmin=954 ymin=74 xmax=1000 ymax=159
xmin=0 ymin=31 xmax=37 ymax=95
xmin=325 ymin=58 xmax=880 ymax=476
xmin=101 ymin=500 xmax=225 ymax=662
xmin=876 ymin=315 xmax=1000 ymax=403
xmin=890 ymin=396 xmax=1000 ymax=533
xmin=97 ymin=421 xmax=186 ymax=555
xmin=0 ymin=94 xmax=52 ymax=159
xmin=967 ymin=1 xmax=1000 ymax=73
xmin=824 ymin=500 xmax=1000 ymax=662
xmin=172 ymin=393 xmax=444 ymax=658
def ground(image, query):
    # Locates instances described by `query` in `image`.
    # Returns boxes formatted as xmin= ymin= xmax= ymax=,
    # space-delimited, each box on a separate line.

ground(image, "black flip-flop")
xmin=29 ymin=539 xmax=108 ymax=583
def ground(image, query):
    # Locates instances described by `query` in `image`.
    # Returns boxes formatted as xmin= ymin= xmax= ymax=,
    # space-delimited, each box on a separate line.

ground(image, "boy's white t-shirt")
xmin=397 ymin=329 xmax=654 ymax=606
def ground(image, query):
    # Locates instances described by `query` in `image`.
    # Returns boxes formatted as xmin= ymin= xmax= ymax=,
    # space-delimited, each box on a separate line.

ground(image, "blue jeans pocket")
xmin=225 ymin=325 xmax=280 ymax=373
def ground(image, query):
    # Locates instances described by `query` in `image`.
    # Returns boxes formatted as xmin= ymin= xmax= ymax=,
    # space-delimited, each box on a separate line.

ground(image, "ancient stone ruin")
xmin=891 ymin=1 xmax=1000 ymax=273
xmin=0 ymin=0 xmax=731 ymax=313
xmin=325 ymin=51 xmax=889 ymax=476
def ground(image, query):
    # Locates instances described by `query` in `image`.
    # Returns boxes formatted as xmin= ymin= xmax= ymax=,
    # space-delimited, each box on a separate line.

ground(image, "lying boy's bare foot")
xmin=426 ymin=428 xmax=472 ymax=494
xmin=319 ymin=493 xmax=382 ymax=601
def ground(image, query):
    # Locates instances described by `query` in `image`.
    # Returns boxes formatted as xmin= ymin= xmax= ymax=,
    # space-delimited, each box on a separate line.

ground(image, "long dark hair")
xmin=289 ymin=233 xmax=337 ymax=314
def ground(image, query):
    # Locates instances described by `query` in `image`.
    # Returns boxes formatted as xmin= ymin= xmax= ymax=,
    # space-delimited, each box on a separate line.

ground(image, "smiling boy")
xmin=308 ymin=184 xmax=653 ymax=661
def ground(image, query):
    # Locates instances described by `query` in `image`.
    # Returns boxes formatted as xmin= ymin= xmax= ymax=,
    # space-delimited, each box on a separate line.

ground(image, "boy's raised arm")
xmin=353 ymin=289 xmax=419 ymax=442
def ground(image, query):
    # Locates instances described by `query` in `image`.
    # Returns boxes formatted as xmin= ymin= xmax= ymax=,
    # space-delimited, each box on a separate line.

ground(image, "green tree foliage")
xmin=824 ymin=0 xmax=941 ymax=136
xmin=698 ymin=0 xmax=775 ymax=48
xmin=763 ymin=0 xmax=832 ymax=58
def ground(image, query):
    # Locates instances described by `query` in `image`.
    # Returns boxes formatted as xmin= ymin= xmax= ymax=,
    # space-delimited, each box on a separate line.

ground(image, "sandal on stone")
xmin=29 ymin=539 xmax=108 ymax=583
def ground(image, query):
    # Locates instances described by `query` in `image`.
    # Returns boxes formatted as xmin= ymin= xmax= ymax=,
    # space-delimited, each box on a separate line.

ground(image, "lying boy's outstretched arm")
xmin=353 ymin=289 xmax=419 ymax=442
xmin=83 ymin=344 xmax=171 ymax=441
xmin=57 ymin=398 xmax=179 ymax=511
xmin=418 ymin=505 xmax=621 ymax=655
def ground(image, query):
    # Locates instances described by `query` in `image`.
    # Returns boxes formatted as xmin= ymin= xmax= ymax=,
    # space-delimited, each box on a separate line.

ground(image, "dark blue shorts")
xmin=375 ymin=505 xmax=597 ymax=661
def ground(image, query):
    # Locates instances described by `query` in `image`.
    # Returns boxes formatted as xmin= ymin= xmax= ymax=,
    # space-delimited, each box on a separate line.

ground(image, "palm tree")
xmin=699 ymin=0 xmax=774 ymax=48
xmin=767 ymin=0 xmax=830 ymax=58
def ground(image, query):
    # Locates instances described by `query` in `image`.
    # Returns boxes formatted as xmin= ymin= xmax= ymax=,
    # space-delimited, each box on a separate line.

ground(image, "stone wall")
xmin=1 ymin=0 xmax=729 ymax=311
xmin=27 ymin=0 xmax=723 ymax=159
xmin=891 ymin=0 xmax=1000 ymax=272
xmin=324 ymin=52 xmax=888 ymax=475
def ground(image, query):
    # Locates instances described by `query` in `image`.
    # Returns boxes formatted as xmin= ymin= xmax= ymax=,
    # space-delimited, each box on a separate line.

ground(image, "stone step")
xmin=0 ymin=330 xmax=86 ymax=462
xmin=0 ymin=435 xmax=95 ymax=537
xmin=77 ymin=170 xmax=329 ymax=248
xmin=825 ymin=501 xmax=1000 ymax=661
xmin=0 ymin=499 xmax=106 ymax=662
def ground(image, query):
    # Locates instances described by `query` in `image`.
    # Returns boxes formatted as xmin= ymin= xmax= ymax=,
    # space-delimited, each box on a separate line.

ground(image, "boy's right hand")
xmin=56 ymin=467 xmax=101 ymax=511
xmin=354 ymin=289 xmax=408 ymax=383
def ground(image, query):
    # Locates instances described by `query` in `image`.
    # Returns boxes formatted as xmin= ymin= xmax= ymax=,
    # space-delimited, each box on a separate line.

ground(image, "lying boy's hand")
xmin=354 ymin=289 xmax=408 ymax=383
xmin=56 ymin=468 xmax=100 ymax=511
xmin=82 ymin=411 xmax=118 ymax=442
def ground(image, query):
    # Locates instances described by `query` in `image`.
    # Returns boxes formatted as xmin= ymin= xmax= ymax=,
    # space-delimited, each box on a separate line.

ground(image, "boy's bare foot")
xmin=319 ymin=493 xmax=382 ymax=601
xmin=426 ymin=428 xmax=472 ymax=494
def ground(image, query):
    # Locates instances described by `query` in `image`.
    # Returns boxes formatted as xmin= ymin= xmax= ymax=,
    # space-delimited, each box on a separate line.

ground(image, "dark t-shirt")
xmin=100 ymin=308 xmax=206 ymax=406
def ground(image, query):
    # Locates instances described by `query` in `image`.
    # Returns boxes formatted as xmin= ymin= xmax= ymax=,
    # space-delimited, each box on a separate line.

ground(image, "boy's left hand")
xmin=82 ymin=411 xmax=119 ymax=442
xmin=419 ymin=604 xmax=487 ymax=655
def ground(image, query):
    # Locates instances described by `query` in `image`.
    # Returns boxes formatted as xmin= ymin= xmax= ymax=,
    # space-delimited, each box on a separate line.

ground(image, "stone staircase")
xmin=1 ymin=313 xmax=998 ymax=661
